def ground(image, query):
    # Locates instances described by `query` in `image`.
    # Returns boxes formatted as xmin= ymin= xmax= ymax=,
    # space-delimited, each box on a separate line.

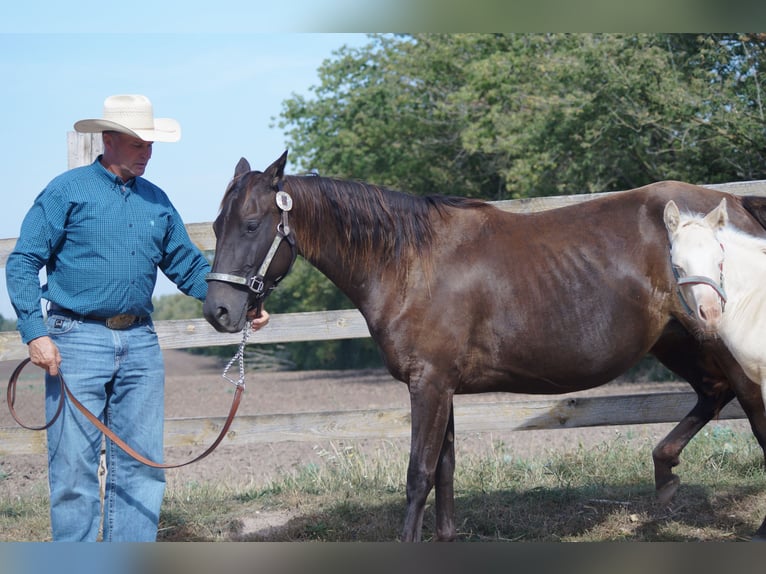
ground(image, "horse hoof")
xmin=655 ymin=476 xmax=680 ymax=505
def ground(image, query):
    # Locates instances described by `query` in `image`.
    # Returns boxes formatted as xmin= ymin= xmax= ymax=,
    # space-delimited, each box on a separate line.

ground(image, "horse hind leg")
xmin=727 ymin=373 xmax=766 ymax=540
xmin=652 ymin=385 xmax=735 ymax=505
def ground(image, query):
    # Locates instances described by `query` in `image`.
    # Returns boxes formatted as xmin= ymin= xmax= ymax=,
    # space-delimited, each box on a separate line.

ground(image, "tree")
xmin=0 ymin=313 xmax=16 ymax=332
xmin=279 ymin=34 xmax=502 ymax=197
xmin=279 ymin=33 xmax=766 ymax=199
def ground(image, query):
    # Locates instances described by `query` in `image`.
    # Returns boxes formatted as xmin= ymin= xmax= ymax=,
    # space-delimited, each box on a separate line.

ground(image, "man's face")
xmin=103 ymin=132 xmax=153 ymax=180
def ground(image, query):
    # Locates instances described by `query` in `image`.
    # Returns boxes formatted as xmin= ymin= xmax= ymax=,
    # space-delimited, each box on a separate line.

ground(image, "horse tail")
xmin=741 ymin=196 xmax=766 ymax=231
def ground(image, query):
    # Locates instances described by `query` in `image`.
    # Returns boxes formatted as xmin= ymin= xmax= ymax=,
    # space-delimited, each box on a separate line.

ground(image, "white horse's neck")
xmin=716 ymin=226 xmax=766 ymax=304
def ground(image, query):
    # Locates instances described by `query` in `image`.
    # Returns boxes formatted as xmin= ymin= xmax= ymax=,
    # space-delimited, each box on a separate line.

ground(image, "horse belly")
xmin=388 ymin=203 xmax=670 ymax=396
xmin=451 ymin=299 xmax=655 ymax=395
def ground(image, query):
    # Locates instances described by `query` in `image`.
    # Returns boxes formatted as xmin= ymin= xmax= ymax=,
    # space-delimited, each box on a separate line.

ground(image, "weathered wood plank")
xmin=0 ymin=310 xmax=371 ymax=361
xmin=0 ymin=391 xmax=746 ymax=456
xmin=155 ymin=309 xmax=370 ymax=350
xmin=492 ymin=180 xmax=766 ymax=214
xmin=66 ymin=132 xmax=103 ymax=170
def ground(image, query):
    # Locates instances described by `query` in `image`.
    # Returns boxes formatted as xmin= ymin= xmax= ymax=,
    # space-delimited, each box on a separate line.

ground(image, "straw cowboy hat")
xmin=74 ymin=94 xmax=181 ymax=142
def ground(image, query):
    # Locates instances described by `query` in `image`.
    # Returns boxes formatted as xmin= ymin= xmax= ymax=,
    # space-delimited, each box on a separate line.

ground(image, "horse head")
xmin=664 ymin=198 xmax=728 ymax=334
xmin=203 ymin=151 xmax=297 ymax=333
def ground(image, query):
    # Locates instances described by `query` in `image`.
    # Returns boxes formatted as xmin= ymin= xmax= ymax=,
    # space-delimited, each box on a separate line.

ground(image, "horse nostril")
xmin=698 ymin=306 xmax=707 ymax=321
xmin=215 ymin=306 xmax=230 ymax=322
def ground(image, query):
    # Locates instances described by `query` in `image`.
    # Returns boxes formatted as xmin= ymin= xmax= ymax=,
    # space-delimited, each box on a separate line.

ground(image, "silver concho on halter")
xmin=276 ymin=190 xmax=293 ymax=211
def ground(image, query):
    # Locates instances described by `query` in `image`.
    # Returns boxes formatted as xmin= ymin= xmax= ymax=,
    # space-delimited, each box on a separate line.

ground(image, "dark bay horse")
xmin=203 ymin=151 xmax=766 ymax=541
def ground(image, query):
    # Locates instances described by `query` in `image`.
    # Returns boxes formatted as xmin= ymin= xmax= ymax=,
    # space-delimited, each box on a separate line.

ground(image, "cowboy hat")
xmin=74 ymin=94 xmax=181 ymax=143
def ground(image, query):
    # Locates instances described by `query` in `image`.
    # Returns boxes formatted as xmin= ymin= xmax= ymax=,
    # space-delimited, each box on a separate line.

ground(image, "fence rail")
xmin=1 ymin=132 xmax=764 ymax=456
xmin=0 ymin=391 xmax=748 ymax=456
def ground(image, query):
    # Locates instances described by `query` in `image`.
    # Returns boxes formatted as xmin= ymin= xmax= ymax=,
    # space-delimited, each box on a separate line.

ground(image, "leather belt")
xmin=49 ymin=304 xmax=148 ymax=330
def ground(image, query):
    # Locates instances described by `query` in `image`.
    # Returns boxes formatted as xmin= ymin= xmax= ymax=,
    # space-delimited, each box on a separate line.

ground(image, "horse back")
xmin=740 ymin=195 xmax=766 ymax=234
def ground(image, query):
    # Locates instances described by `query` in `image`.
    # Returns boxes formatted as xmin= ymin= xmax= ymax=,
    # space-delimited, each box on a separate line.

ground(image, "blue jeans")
xmin=44 ymin=313 xmax=165 ymax=542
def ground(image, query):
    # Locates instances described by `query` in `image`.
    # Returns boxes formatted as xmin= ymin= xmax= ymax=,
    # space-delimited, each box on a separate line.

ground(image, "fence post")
xmin=67 ymin=132 xmax=103 ymax=169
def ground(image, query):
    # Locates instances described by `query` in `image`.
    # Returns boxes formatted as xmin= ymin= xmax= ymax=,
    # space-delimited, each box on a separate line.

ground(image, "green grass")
xmin=2 ymin=428 xmax=764 ymax=542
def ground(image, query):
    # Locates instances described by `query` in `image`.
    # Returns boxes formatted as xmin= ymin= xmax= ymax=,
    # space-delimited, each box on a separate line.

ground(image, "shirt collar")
xmin=92 ymin=155 xmax=137 ymax=189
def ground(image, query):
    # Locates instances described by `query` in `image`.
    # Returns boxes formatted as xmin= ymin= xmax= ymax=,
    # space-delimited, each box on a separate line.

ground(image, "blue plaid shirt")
xmin=6 ymin=157 xmax=210 ymax=343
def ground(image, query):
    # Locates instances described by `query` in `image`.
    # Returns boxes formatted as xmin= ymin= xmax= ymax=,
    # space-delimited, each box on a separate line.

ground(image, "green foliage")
xmin=279 ymin=33 xmax=766 ymax=199
xmin=0 ymin=313 xmax=17 ymax=332
xmin=152 ymin=292 xmax=204 ymax=321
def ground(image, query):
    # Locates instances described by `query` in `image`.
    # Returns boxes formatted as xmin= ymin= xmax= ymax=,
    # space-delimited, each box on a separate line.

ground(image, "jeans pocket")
xmin=143 ymin=320 xmax=157 ymax=335
xmin=46 ymin=314 xmax=78 ymax=336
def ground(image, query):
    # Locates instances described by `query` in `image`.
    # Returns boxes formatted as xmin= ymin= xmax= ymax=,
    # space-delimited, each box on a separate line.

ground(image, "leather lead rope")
xmin=7 ymin=350 xmax=246 ymax=469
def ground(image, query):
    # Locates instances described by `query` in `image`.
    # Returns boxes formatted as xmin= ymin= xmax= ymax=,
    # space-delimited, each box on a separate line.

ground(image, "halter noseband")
xmin=671 ymin=243 xmax=728 ymax=316
xmin=205 ymin=185 xmax=297 ymax=299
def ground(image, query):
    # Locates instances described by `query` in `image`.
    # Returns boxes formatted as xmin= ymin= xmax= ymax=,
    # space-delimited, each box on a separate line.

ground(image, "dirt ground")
xmin=0 ymin=349 xmax=753 ymax=538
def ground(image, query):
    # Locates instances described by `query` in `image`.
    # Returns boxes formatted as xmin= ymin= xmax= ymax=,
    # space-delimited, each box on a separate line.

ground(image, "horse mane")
xmin=284 ymin=175 xmax=490 ymax=278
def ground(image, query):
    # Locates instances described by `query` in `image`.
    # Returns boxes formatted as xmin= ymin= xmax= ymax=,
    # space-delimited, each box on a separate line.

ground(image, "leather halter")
xmin=205 ymin=185 xmax=297 ymax=300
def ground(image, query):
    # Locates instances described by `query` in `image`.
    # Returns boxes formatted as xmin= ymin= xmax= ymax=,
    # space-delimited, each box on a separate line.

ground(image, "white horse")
xmin=664 ymin=198 xmax=766 ymax=410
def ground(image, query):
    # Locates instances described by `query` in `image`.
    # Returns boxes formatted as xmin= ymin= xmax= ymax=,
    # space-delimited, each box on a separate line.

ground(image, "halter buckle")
xmin=247 ymin=275 xmax=265 ymax=295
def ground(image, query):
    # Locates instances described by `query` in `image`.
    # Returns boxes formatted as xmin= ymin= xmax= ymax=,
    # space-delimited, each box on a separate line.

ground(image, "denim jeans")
xmin=44 ymin=313 xmax=165 ymax=542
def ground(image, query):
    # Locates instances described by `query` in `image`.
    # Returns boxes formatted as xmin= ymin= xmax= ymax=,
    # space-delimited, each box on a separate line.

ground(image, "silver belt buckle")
xmin=106 ymin=313 xmax=137 ymax=330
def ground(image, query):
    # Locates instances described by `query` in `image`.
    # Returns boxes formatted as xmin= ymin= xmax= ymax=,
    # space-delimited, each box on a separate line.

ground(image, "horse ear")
xmin=663 ymin=200 xmax=681 ymax=233
xmin=266 ymin=150 xmax=289 ymax=188
xmin=234 ymin=158 xmax=251 ymax=178
xmin=705 ymin=198 xmax=728 ymax=230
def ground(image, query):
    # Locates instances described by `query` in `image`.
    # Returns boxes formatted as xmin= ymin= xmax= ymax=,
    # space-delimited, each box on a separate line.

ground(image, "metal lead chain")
xmin=221 ymin=325 xmax=250 ymax=387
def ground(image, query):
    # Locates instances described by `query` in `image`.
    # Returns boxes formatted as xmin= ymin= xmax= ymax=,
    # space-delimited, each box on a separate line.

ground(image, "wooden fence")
xmin=1 ymin=133 xmax=765 ymax=456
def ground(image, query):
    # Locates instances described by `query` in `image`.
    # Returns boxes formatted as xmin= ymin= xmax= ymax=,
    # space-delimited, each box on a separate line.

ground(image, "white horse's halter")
xmin=671 ymin=242 xmax=728 ymax=316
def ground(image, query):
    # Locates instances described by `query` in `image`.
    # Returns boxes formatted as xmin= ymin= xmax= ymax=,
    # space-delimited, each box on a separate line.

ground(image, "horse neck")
xmin=718 ymin=227 xmax=766 ymax=302
xmin=285 ymin=176 xmax=423 ymax=308
xmin=300 ymin=234 xmax=375 ymax=301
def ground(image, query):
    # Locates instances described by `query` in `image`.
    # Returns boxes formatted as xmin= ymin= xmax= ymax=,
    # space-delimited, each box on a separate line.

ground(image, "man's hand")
xmin=28 ymin=336 xmax=62 ymax=376
xmin=247 ymin=307 xmax=270 ymax=331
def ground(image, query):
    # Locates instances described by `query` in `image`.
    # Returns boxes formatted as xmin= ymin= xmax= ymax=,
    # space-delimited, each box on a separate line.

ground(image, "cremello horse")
xmin=664 ymin=198 xmax=766 ymax=411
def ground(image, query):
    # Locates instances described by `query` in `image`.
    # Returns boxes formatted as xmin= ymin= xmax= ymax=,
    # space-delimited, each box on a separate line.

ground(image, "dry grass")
xmin=3 ymin=427 xmax=764 ymax=542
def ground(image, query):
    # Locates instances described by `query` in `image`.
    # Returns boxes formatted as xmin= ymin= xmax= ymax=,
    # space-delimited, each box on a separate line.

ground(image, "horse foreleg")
xmin=652 ymin=388 xmax=735 ymax=505
xmin=401 ymin=384 xmax=455 ymax=542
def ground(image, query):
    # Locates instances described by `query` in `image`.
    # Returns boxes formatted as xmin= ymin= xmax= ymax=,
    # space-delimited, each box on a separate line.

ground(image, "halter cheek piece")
xmin=671 ymin=242 xmax=728 ymax=316
xmin=205 ymin=185 xmax=297 ymax=299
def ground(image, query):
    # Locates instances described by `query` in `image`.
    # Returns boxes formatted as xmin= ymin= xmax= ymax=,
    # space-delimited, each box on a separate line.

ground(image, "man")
xmin=6 ymin=94 xmax=269 ymax=542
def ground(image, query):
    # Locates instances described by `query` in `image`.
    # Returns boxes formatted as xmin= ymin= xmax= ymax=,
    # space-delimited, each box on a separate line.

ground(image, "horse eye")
xmin=246 ymin=221 xmax=259 ymax=233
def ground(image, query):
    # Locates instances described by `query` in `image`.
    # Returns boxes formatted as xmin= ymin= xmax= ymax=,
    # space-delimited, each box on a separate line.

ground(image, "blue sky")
xmin=0 ymin=32 xmax=370 ymax=318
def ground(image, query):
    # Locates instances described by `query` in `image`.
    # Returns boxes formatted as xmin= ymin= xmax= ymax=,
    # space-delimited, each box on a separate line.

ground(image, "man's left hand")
xmin=247 ymin=307 xmax=270 ymax=331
